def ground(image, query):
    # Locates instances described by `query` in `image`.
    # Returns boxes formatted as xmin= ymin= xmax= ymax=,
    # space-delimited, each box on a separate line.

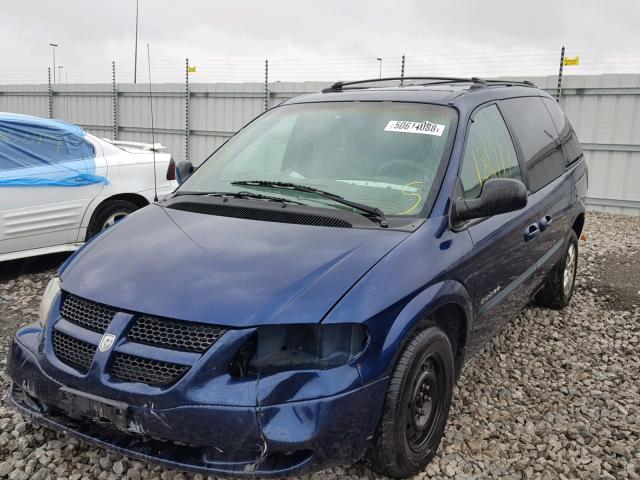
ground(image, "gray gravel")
xmin=1 ymin=211 xmax=639 ymax=480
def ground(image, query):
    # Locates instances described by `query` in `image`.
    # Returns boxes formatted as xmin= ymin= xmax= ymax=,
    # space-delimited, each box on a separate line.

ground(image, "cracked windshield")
xmin=180 ymin=101 xmax=457 ymax=216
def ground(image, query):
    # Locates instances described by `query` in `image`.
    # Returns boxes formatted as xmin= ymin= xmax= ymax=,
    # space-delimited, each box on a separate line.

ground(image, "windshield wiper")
xmin=172 ymin=190 xmax=304 ymax=205
xmin=231 ymin=180 xmax=389 ymax=227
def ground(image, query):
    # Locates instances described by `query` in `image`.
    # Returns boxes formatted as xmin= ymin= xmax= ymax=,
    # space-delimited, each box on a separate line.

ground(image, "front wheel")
xmin=367 ymin=325 xmax=454 ymax=478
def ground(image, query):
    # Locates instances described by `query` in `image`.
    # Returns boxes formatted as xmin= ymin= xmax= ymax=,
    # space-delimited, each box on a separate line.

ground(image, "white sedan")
xmin=0 ymin=113 xmax=177 ymax=262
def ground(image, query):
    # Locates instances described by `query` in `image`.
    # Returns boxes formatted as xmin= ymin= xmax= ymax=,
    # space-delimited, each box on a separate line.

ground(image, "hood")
xmin=61 ymin=204 xmax=409 ymax=327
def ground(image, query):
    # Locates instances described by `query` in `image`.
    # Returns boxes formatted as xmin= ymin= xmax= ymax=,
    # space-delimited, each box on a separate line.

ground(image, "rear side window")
xmin=542 ymin=97 xmax=583 ymax=166
xmin=499 ymin=97 xmax=564 ymax=192
xmin=459 ymin=104 xmax=522 ymax=199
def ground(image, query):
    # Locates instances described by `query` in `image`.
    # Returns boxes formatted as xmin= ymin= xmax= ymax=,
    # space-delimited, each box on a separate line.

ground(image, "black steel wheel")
xmin=367 ymin=325 xmax=454 ymax=478
xmin=405 ymin=354 xmax=447 ymax=454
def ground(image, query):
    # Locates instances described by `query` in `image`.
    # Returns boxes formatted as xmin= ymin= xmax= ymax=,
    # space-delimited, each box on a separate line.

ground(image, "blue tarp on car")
xmin=0 ymin=113 xmax=107 ymax=186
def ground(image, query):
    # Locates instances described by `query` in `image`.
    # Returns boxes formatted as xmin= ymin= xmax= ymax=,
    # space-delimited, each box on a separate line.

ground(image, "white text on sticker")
xmin=384 ymin=120 xmax=446 ymax=136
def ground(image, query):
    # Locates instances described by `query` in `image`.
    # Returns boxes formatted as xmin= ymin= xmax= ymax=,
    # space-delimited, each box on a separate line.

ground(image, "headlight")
xmin=230 ymin=324 xmax=368 ymax=377
xmin=38 ymin=277 xmax=61 ymax=327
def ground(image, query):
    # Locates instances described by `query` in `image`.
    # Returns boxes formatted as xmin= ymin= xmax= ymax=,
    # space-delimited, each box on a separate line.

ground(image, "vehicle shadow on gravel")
xmin=0 ymin=253 xmax=70 ymax=283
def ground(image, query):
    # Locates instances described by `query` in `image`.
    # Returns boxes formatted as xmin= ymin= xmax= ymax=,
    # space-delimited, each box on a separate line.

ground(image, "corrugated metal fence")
xmin=1 ymin=75 xmax=639 ymax=215
xmin=530 ymin=75 xmax=640 ymax=215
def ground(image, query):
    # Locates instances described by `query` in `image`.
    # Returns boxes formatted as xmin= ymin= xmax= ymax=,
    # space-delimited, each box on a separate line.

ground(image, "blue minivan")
xmin=8 ymin=77 xmax=587 ymax=478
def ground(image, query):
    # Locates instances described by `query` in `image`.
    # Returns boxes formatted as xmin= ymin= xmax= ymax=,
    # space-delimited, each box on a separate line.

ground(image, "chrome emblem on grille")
xmin=99 ymin=333 xmax=116 ymax=352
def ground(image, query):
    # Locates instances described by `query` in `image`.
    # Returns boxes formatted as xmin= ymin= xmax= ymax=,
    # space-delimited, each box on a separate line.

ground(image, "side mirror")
xmin=452 ymin=178 xmax=527 ymax=222
xmin=176 ymin=161 xmax=194 ymax=185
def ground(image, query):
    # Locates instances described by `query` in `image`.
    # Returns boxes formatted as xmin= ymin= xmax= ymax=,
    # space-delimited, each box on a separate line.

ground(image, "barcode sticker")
xmin=384 ymin=120 xmax=446 ymax=136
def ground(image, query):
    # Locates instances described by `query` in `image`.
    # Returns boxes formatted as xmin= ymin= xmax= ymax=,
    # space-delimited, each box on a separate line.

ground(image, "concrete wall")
xmin=1 ymin=75 xmax=639 ymax=215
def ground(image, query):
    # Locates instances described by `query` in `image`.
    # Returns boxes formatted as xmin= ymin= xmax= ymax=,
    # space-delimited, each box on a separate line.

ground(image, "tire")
xmin=86 ymin=199 xmax=139 ymax=240
xmin=535 ymin=230 xmax=578 ymax=309
xmin=367 ymin=325 xmax=455 ymax=479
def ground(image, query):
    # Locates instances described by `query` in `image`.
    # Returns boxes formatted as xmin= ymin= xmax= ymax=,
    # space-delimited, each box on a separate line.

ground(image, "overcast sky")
xmin=2 ymin=0 xmax=640 ymax=84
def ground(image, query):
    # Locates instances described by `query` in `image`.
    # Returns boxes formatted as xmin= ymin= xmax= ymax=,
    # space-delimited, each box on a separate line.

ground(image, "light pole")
xmin=377 ymin=57 xmax=382 ymax=79
xmin=58 ymin=66 xmax=64 ymax=85
xmin=65 ymin=71 xmax=69 ymax=119
xmin=49 ymin=43 xmax=58 ymax=84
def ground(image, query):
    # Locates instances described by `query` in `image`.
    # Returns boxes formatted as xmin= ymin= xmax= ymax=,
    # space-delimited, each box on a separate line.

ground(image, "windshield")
xmin=179 ymin=101 xmax=457 ymax=217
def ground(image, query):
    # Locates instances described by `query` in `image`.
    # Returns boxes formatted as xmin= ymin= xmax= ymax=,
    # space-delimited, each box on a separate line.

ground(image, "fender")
xmin=379 ymin=279 xmax=474 ymax=377
xmin=321 ymin=215 xmax=475 ymax=384
xmin=341 ymin=279 xmax=474 ymax=385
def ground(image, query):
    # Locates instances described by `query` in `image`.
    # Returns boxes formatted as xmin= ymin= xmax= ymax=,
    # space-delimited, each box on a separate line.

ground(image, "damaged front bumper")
xmin=8 ymin=325 xmax=386 ymax=477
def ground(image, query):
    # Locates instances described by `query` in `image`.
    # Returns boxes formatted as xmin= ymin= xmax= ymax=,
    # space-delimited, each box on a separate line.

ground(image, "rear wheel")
xmin=86 ymin=199 xmax=139 ymax=240
xmin=535 ymin=230 xmax=579 ymax=309
xmin=367 ymin=325 xmax=454 ymax=478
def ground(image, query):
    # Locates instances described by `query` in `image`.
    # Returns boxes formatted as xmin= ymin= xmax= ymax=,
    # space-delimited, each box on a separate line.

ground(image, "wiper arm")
xmin=172 ymin=190 xmax=304 ymax=205
xmin=231 ymin=180 xmax=389 ymax=227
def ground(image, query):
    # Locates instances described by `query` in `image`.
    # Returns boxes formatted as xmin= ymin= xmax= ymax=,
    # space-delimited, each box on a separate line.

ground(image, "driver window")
xmin=460 ymin=104 xmax=521 ymax=199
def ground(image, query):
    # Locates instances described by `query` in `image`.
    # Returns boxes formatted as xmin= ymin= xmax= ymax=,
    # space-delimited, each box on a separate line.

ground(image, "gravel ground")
xmin=1 ymin=211 xmax=639 ymax=480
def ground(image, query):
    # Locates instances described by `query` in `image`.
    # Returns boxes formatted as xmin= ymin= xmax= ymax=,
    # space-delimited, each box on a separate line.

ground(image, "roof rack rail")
xmin=322 ymin=77 xmax=478 ymax=93
xmin=321 ymin=76 xmax=536 ymax=93
xmin=483 ymin=79 xmax=537 ymax=87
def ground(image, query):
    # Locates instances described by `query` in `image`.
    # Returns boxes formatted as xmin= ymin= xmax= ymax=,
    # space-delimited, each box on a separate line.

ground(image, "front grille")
xmin=128 ymin=315 xmax=227 ymax=353
xmin=52 ymin=330 xmax=96 ymax=374
xmin=53 ymin=293 xmax=226 ymax=388
xmin=60 ymin=293 xmax=117 ymax=333
xmin=109 ymin=353 xmax=189 ymax=387
xmin=168 ymin=202 xmax=353 ymax=228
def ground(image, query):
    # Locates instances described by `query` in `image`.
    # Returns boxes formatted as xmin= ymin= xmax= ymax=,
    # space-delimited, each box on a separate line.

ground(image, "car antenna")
xmin=146 ymin=43 xmax=158 ymax=202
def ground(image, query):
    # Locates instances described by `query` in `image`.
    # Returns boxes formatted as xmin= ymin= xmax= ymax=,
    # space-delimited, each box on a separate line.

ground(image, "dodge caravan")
xmin=8 ymin=77 xmax=587 ymax=478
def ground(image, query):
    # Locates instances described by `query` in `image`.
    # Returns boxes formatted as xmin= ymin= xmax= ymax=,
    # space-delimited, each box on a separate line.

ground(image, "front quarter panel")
xmin=323 ymin=215 xmax=474 ymax=385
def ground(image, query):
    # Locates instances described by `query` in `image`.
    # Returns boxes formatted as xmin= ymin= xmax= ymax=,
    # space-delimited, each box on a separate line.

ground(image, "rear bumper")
xmin=8 ymin=329 xmax=386 ymax=477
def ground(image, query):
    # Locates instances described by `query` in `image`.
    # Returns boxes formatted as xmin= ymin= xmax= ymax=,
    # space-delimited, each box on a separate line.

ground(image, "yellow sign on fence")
xmin=564 ymin=56 xmax=580 ymax=66
xmin=188 ymin=66 xmax=197 ymax=73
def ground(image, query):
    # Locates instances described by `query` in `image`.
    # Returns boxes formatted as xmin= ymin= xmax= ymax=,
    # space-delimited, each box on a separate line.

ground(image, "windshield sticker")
xmin=384 ymin=120 xmax=446 ymax=136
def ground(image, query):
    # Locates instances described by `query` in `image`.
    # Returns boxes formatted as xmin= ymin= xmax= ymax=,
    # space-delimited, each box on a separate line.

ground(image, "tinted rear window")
xmin=500 ymin=97 xmax=564 ymax=192
xmin=542 ymin=97 xmax=583 ymax=166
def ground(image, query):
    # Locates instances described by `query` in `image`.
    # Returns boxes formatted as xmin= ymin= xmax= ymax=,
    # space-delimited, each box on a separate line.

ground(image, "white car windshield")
xmin=179 ymin=101 xmax=457 ymax=216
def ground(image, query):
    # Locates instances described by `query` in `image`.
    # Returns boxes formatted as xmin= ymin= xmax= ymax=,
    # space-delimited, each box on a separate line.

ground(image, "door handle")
xmin=539 ymin=214 xmax=553 ymax=232
xmin=524 ymin=223 xmax=540 ymax=242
